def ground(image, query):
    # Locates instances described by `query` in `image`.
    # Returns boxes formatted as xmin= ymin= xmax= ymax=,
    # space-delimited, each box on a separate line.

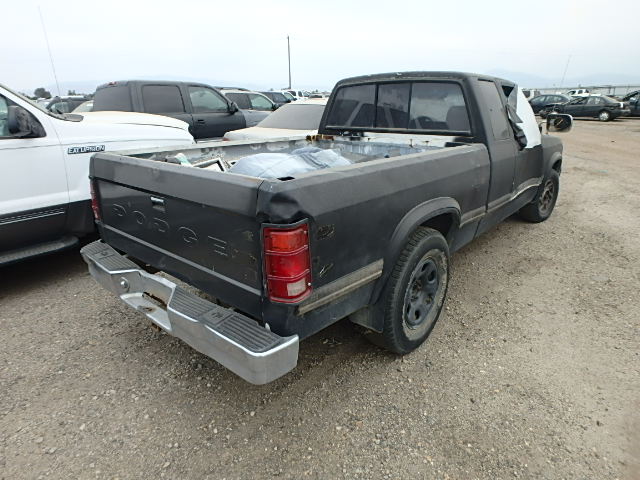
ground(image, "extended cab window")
xmin=189 ymin=87 xmax=227 ymax=112
xmin=142 ymin=85 xmax=185 ymax=114
xmin=477 ymin=80 xmax=510 ymax=139
xmin=93 ymin=85 xmax=133 ymax=111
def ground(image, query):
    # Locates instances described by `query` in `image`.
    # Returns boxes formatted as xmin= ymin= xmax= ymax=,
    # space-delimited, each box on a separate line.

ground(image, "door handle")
xmin=196 ymin=119 xmax=206 ymax=125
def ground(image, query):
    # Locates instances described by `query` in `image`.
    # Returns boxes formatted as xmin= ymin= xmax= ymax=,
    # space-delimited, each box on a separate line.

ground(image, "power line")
xmin=38 ymin=5 xmax=61 ymax=97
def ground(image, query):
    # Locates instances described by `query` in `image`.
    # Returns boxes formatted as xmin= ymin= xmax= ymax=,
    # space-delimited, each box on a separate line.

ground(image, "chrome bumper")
xmin=80 ymin=241 xmax=298 ymax=384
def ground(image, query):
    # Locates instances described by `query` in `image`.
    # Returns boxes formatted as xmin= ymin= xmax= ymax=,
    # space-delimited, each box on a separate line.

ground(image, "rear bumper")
xmin=81 ymin=241 xmax=298 ymax=384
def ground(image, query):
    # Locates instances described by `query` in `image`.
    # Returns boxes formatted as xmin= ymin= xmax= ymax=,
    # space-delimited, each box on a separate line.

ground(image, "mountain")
xmin=485 ymin=69 xmax=640 ymax=88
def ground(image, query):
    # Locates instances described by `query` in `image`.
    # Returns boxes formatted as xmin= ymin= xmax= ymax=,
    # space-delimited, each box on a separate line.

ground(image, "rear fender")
xmin=350 ymin=198 xmax=459 ymax=333
xmin=371 ymin=197 xmax=460 ymax=304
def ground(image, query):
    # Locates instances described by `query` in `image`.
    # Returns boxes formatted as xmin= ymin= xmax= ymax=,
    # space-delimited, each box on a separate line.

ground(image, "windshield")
xmin=257 ymin=103 xmax=325 ymax=130
xmin=282 ymin=92 xmax=295 ymax=101
xmin=0 ymin=83 xmax=83 ymax=122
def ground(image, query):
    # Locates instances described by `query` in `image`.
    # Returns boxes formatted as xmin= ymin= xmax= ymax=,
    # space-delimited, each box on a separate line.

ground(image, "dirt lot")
xmin=1 ymin=119 xmax=639 ymax=480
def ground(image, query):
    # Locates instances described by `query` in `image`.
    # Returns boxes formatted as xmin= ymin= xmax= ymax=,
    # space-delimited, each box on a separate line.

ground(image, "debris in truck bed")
xmin=228 ymin=146 xmax=351 ymax=179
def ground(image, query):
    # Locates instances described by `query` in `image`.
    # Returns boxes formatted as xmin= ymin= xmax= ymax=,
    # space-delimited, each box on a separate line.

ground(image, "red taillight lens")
xmin=263 ymin=224 xmax=312 ymax=303
xmin=90 ymin=180 xmax=101 ymax=221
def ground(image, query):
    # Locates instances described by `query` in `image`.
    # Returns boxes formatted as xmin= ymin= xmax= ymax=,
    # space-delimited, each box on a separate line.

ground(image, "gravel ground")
xmin=1 ymin=119 xmax=639 ymax=480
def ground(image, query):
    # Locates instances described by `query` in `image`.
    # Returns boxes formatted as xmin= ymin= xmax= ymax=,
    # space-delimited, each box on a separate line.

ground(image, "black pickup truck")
xmin=91 ymin=80 xmax=264 ymax=140
xmin=82 ymin=72 xmax=572 ymax=384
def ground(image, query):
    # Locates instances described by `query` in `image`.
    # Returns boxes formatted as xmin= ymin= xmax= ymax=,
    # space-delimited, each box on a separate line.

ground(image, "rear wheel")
xmin=518 ymin=169 xmax=560 ymax=223
xmin=371 ymin=227 xmax=449 ymax=354
xmin=598 ymin=110 xmax=611 ymax=121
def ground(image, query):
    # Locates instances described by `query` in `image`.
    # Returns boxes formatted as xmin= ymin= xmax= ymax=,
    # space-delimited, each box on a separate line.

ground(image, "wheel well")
xmin=552 ymin=158 xmax=562 ymax=173
xmin=420 ymin=213 xmax=456 ymax=243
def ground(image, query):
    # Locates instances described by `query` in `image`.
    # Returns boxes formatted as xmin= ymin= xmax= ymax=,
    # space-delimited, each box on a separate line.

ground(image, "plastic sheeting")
xmin=229 ymin=147 xmax=351 ymax=179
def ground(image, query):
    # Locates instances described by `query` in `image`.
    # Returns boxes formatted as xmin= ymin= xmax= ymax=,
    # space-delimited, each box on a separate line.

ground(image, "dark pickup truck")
xmin=92 ymin=80 xmax=267 ymax=140
xmin=82 ymin=72 xmax=572 ymax=384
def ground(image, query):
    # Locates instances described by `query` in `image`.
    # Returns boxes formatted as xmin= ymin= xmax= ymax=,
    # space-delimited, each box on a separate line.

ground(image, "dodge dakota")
xmin=81 ymin=72 xmax=572 ymax=384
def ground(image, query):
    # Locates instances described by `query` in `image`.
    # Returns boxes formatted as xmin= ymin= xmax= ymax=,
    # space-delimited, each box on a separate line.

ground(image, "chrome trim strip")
xmin=298 ymin=260 xmax=383 ymax=315
xmin=0 ymin=208 xmax=65 ymax=225
xmin=486 ymin=177 xmax=543 ymax=215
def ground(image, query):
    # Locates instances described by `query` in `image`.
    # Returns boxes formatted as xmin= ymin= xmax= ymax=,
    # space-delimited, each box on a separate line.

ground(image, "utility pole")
xmin=559 ymin=54 xmax=572 ymax=89
xmin=38 ymin=6 xmax=61 ymax=97
xmin=287 ymin=35 xmax=292 ymax=89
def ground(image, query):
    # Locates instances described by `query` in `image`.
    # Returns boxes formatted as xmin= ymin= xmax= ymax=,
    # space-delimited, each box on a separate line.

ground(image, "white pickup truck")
xmin=0 ymin=84 xmax=194 ymax=266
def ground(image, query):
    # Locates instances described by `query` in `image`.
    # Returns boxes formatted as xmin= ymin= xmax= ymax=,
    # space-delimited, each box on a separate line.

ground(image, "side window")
xmin=0 ymin=95 xmax=9 ymax=137
xmin=586 ymin=96 xmax=603 ymax=106
xmin=189 ymin=87 xmax=228 ymax=112
xmin=325 ymin=84 xmax=375 ymax=128
xmin=477 ymin=80 xmax=510 ymax=139
xmin=224 ymin=93 xmax=252 ymax=110
xmin=142 ymin=85 xmax=185 ymax=114
xmin=570 ymin=97 xmax=585 ymax=105
xmin=409 ymin=82 xmax=470 ymax=132
xmin=375 ymin=83 xmax=410 ymax=128
xmin=248 ymin=94 xmax=273 ymax=111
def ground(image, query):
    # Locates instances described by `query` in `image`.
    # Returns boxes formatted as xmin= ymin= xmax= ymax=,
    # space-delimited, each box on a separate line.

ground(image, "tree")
xmin=34 ymin=87 xmax=52 ymax=99
xmin=67 ymin=89 xmax=76 ymax=95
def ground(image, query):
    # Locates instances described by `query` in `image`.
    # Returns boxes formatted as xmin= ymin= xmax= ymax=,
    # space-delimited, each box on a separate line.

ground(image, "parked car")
xmin=565 ymin=88 xmax=590 ymax=97
xmin=92 ymin=80 xmax=249 ymax=140
xmin=72 ymin=100 xmax=93 ymax=113
xmin=46 ymin=95 xmax=90 ymax=114
xmin=219 ymin=89 xmax=276 ymax=126
xmin=528 ymin=94 xmax=572 ymax=114
xmin=622 ymin=90 xmax=640 ymax=116
xmin=223 ymin=98 xmax=327 ymax=141
xmin=286 ymin=89 xmax=310 ymax=100
xmin=260 ymin=90 xmax=295 ymax=108
xmin=81 ymin=71 xmax=571 ymax=384
xmin=0 ymin=83 xmax=194 ymax=266
xmin=543 ymin=94 xmax=624 ymax=121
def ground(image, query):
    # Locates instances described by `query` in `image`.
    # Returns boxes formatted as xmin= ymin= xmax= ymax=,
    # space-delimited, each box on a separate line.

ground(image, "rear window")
xmin=325 ymin=81 xmax=470 ymax=133
xmin=325 ymin=84 xmax=375 ymax=128
xmin=92 ymin=85 xmax=133 ymax=111
xmin=142 ymin=85 xmax=185 ymax=113
xmin=258 ymin=103 xmax=325 ymax=130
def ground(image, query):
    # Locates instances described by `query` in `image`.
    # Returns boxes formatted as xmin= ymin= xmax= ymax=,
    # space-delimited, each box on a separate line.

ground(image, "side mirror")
xmin=228 ymin=101 xmax=239 ymax=114
xmin=546 ymin=113 xmax=573 ymax=133
xmin=271 ymin=103 xmax=278 ymax=111
xmin=7 ymin=106 xmax=45 ymax=138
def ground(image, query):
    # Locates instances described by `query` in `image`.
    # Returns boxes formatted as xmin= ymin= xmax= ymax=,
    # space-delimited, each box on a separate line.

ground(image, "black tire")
xmin=518 ymin=169 xmax=560 ymax=223
xmin=371 ymin=227 xmax=449 ymax=355
xmin=598 ymin=110 xmax=611 ymax=122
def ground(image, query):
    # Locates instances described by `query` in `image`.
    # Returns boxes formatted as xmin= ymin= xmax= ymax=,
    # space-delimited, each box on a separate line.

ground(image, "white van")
xmin=0 ymin=84 xmax=194 ymax=265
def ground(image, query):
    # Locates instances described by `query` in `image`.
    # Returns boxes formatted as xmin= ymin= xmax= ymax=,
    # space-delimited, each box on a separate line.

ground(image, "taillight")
xmin=263 ymin=224 xmax=312 ymax=303
xmin=90 ymin=180 xmax=101 ymax=221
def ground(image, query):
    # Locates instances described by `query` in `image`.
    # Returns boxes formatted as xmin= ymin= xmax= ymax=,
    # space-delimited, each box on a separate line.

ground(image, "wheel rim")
xmin=538 ymin=178 xmax=555 ymax=214
xmin=404 ymin=256 xmax=442 ymax=329
xmin=599 ymin=111 xmax=609 ymax=121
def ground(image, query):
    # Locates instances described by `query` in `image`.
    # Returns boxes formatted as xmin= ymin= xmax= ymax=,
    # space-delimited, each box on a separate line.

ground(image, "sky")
xmin=2 ymin=0 xmax=640 ymax=96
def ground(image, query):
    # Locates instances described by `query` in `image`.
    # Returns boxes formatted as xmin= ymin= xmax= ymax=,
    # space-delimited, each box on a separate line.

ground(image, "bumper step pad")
xmin=81 ymin=241 xmax=298 ymax=384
